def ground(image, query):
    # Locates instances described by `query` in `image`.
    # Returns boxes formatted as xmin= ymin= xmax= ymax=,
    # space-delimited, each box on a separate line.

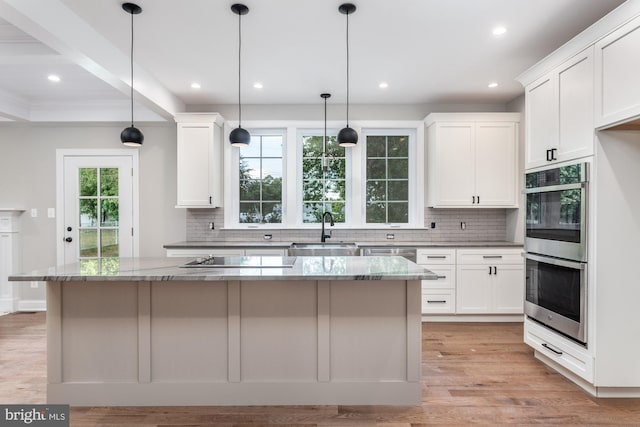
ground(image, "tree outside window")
xmin=239 ymin=135 xmax=283 ymax=224
xmin=301 ymin=134 xmax=346 ymax=223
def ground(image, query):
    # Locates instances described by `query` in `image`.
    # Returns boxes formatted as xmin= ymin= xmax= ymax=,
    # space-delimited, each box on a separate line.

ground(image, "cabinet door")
xmin=492 ymin=264 xmax=524 ymax=314
xmin=176 ymin=123 xmax=214 ymax=207
xmin=474 ymin=122 xmax=517 ymax=207
xmin=430 ymin=123 xmax=475 ymax=206
xmin=456 ymin=264 xmax=492 ymax=313
xmin=595 ymin=15 xmax=640 ymax=128
xmin=245 ymin=248 xmax=286 ymax=256
xmin=525 ymin=75 xmax=557 ymax=169
xmin=557 ymin=47 xmax=594 ymax=162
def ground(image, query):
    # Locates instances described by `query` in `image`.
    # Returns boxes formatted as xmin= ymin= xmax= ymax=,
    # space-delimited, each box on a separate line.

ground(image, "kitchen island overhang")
xmin=10 ymin=256 xmax=436 ymax=406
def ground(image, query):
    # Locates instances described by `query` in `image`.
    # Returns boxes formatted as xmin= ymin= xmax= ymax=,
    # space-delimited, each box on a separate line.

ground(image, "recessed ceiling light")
xmin=378 ymin=82 xmax=389 ymax=89
xmin=191 ymin=82 xmax=201 ymax=89
xmin=492 ymin=26 xmax=507 ymax=36
xmin=253 ymin=82 xmax=263 ymax=89
xmin=488 ymin=82 xmax=499 ymax=88
xmin=48 ymin=74 xmax=61 ymax=82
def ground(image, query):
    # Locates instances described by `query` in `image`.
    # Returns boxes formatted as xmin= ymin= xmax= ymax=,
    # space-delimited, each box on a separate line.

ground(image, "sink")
xmin=288 ymin=242 xmax=360 ymax=256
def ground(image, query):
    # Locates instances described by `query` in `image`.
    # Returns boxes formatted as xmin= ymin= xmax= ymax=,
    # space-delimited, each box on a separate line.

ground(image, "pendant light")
xmin=321 ymin=93 xmax=331 ymax=172
xmin=229 ymin=4 xmax=251 ymax=147
xmin=337 ymin=3 xmax=358 ymax=147
xmin=120 ymin=3 xmax=144 ymax=147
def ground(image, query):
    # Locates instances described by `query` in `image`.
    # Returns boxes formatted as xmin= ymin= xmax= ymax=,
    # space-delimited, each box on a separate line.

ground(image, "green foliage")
xmin=79 ymin=168 xmax=119 ymax=227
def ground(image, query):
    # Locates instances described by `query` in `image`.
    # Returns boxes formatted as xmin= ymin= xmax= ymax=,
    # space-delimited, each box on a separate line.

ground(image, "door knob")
xmin=65 ymin=237 xmax=73 ymax=242
xmin=67 ymin=226 xmax=72 ymax=231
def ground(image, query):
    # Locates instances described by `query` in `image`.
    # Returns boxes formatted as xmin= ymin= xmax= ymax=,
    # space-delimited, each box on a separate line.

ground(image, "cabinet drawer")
xmin=422 ymin=290 xmax=455 ymax=314
xmin=417 ymin=249 xmax=455 ymax=265
xmin=421 ymin=266 xmax=455 ymax=289
xmin=524 ymin=319 xmax=593 ymax=382
xmin=456 ymin=248 xmax=523 ymax=265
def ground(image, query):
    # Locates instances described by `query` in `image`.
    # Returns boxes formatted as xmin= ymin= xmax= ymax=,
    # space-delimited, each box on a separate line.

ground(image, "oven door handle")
xmin=525 ymin=253 xmax=586 ymax=270
xmin=524 ymin=182 xmax=585 ymax=194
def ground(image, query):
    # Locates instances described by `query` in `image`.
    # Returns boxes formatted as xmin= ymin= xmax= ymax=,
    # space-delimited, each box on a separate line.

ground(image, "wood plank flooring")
xmin=1 ymin=312 xmax=639 ymax=426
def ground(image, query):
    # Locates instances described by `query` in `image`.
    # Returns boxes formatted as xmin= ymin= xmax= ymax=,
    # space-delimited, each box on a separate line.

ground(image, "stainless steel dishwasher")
xmin=361 ymin=247 xmax=417 ymax=262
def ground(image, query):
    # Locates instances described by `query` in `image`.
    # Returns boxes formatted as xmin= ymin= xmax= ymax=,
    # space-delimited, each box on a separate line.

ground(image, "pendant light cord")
xmin=345 ymin=10 xmax=350 ymax=127
xmin=129 ymin=9 xmax=134 ymax=127
xmin=238 ymin=11 xmax=242 ymax=127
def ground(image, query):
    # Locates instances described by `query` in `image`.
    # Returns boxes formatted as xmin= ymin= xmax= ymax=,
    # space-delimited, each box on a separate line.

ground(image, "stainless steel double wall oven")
xmin=524 ymin=162 xmax=588 ymax=345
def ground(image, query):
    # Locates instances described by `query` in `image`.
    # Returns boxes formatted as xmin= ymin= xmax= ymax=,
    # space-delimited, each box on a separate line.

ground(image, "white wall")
xmin=506 ymin=95 xmax=525 ymax=243
xmin=0 ymin=122 xmax=185 ymax=302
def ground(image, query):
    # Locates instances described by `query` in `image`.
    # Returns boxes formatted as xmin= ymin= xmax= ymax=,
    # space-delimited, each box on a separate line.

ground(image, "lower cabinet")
xmin=417 ymin=249 xmax=456 ymax=314
xmin=456 ymin=249 xmax=524 ymax=314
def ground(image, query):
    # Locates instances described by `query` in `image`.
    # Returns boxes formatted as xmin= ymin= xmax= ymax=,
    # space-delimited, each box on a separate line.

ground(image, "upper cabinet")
xmin=175 ymin=113 xmax=224 ymax=208
xmin=595 ymin=15 xmax=640 ymax=129
xmin=425 ymin=113 xmax=520 ymax=208
xmin=524 ymin=47 xmax=594 ymax=169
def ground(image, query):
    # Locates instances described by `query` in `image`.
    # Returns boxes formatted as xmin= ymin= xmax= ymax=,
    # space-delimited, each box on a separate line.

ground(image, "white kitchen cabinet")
xmin=244 ymin=248 xmax=286 ymax=256
xmin=595 ymin=15 xmax=640 ymax=129
xmin=417 ymin=248 xmax=456 ymax=314
xmin=456 ymin=248 xmax=524 ymax=314
xmin=525 ymin=47 xmax=594 ymax=169
xmin=425 ymin=113 xmax=519 ymax=208
xmin=0 ymin=210 xmax=23 ymax=313
xmin=175 ymin=113 xmax=225 ymax=208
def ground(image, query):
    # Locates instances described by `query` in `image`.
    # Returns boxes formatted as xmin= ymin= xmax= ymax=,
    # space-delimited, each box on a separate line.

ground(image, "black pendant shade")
xmin=338 ymin=3 xmax=357 ymax=147
xmin=120 ymin=2 xmax=143 ymax=147
xmin=230 ymin=4 xmax=250 ymax=147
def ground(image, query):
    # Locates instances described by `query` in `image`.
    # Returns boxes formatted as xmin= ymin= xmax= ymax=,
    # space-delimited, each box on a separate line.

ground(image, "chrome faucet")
xmin=321 ymin=211 xmax=334 ymax=242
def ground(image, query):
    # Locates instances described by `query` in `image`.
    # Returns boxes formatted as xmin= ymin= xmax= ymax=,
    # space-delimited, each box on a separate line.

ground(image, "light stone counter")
xmin=163 ymin=240 xmax=523 ymax=249
xmin=10 ymin=256 xmax=427 ymax=406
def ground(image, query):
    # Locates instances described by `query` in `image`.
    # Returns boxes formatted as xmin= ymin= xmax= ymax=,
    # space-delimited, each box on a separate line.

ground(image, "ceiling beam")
xmin=0 ymin=0 xmax=185 ymax=120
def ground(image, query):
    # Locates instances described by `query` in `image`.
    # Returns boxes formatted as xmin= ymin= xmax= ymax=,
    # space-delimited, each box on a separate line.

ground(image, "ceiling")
xmin=0 ymin=0 xmax=627 ymax=122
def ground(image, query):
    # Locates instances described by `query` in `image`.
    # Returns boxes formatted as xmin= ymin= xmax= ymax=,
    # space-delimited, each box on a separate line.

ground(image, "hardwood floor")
xmin=1 ymin=312 xmax=639 ymax=426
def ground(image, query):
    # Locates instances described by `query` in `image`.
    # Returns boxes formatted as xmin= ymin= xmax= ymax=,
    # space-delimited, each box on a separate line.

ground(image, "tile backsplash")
xmin=186 ymin=208 xmax=507 ymax=242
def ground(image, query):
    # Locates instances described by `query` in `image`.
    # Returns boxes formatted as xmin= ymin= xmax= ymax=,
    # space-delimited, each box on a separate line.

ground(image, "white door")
xmin=475 ymin=122 xmax=516 ymax=206
xmin=433 ymin=123 xmax=475 ymax=206
xmin=59 ymin=153 xmax=136 ymax=265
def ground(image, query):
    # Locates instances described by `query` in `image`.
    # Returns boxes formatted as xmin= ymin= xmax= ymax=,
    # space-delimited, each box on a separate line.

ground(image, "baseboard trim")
xmin=422 ymin=314 xmax=524 ymax=322
xmin=17 ymin=299 xmax=46 ymax=312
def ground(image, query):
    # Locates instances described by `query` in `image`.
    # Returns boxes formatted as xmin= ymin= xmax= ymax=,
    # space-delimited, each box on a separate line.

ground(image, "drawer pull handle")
xmin=427 ymin=300 xmax=447 ymax=304
xmin=542 ymin=343 xmax=563 ymax=355
xmin=436 ymin=275 xmax=447 ymax=279
xmin=483 ymin=255 xmax=503 ymax=259
xmin=427 ymin=256 xmax=447 ymax=259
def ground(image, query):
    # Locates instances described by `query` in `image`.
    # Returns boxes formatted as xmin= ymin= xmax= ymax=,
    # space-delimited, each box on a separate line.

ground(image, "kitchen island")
xmin=10 ymin=256 xmax=435 ymax=406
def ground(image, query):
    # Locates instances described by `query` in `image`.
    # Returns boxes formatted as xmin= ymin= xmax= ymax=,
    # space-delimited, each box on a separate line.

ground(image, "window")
xmin=301 ymin=132 xmax=347 ymax=223
xmin=238 ymin=133 xmax=284 ymax=224
xmin=365 ymin=133 xmax=410 ymax=224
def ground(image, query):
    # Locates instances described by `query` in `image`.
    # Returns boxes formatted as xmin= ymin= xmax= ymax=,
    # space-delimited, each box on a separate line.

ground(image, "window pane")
xmin=262 ymin=177 xmax=282 ymax=200
xmin=240 ymin=138 xmax=261 ymax=158
xmin=79 ymin=168 xmax=97 ymax=197
xmin=388 ymin=136 xmax=409 ymax=157
xmin=261 ymin=159 xmax=282 ymax=180
xmin=366 ymin=202 xmax=386 ymax=223
xmin=366 ymin=181 xmax=387 ymax=202
xmin=367 ymin=136 xmax=386 ymax=157
xmin=100 ymin=168 xmax=118 ymax=196
xmin=367 ymin=159 xmax=386 ymax=179
xmin=79 ymin=229 xmax=98 ymax=257
xmin=303 ymin=180 xmax=324 ymax=200
xmin=261 ymin=136 xmax=283 ymax=157
xmin=100 ymin=199 xmax=119 ymax=227
xmin=325 ymin=158 xmax=346 ymax=180
xmin=302 ymin=136 xmax=323 ymax=157
xmin=79 ymin=199 xmax=97 ymax=227
xmin=303 ymin=202 xmax=323 ymax=223
xmin=303 ymin=158 xmax=323 ymax=179
xmin=388 ymin=159 xmax=408 ymax=179
xmin=325 ymin=180 xmax=345 ymax=201
xmin=101 ymin=229 xmax=119 ymax=257
xmin=240 ymin=179 xmax=260 ymax=201
xmin=324 ymin=202 xmax=345 ymax=223
xmin=241 ymin=158 xmax=261 ymax=180
xmin=239 ymin=202 xmax=261 ymax=223
xmin=325 ymin=137 xmax=344 ymax=157
xmin=388 ymin=181 xmax=408 ymax=201
xmin=388 ymin=202 xmax=409 ymax=223
xmin=261 ymin=202 xmax=282 ymax=223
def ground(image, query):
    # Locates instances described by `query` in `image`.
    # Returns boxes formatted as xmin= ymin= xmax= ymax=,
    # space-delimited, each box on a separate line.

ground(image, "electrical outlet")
xmin=30 ymin=208 xmax=37 ymax=218
xmin=263 ymin=234 xmax=273 ymax=240
xmin=208 ymin=222 xmax=215 ymax=230
xmin=386 ymin=233 xmax=395 ymax=240
xmin=461 ymin=222 xmax=466 ymax=230
xmin=430 ymin=222 xmax=436 ymax=229
xmin=48 ymin=208 xmax=55 ymax=218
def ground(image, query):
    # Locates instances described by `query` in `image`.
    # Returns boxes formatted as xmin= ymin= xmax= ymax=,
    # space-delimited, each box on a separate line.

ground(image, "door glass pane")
xmin=79 ymin=168 xmax=97 ymax=196
xmin=101 ymin=229 xmax=119 ymax=257
xmin=79 ymin=229 xmax=98 ymax=257
xmin=79 ymin=199 xmax=97 ymax=227
xmin=388 ymin=202 xmax=409 ymax=223
xmin=100 ymin=168 xmax=119 ymax=196
xmin=100 ymin=199 xmax=119 ymax=227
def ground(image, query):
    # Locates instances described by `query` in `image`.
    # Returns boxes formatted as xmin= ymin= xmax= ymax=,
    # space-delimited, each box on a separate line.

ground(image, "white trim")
xmin=56 ymin=149 xmax=140 ymax=265
xmin=17 ymin=298 xmax=46 ymax=312
xmin=422 ymin=314 xmax=524 ymax=322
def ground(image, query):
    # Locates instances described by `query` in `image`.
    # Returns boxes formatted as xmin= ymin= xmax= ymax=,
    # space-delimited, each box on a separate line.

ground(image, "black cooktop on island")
xmin=181 ymin=256 xmax=297 ymax=268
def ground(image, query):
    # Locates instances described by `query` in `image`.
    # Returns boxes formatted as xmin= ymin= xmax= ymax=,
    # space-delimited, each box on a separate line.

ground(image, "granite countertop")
xmin=9 ymin=256 xmax=437 ymax=282
xmin=164 ymin=240 xmax=523 ymax=249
